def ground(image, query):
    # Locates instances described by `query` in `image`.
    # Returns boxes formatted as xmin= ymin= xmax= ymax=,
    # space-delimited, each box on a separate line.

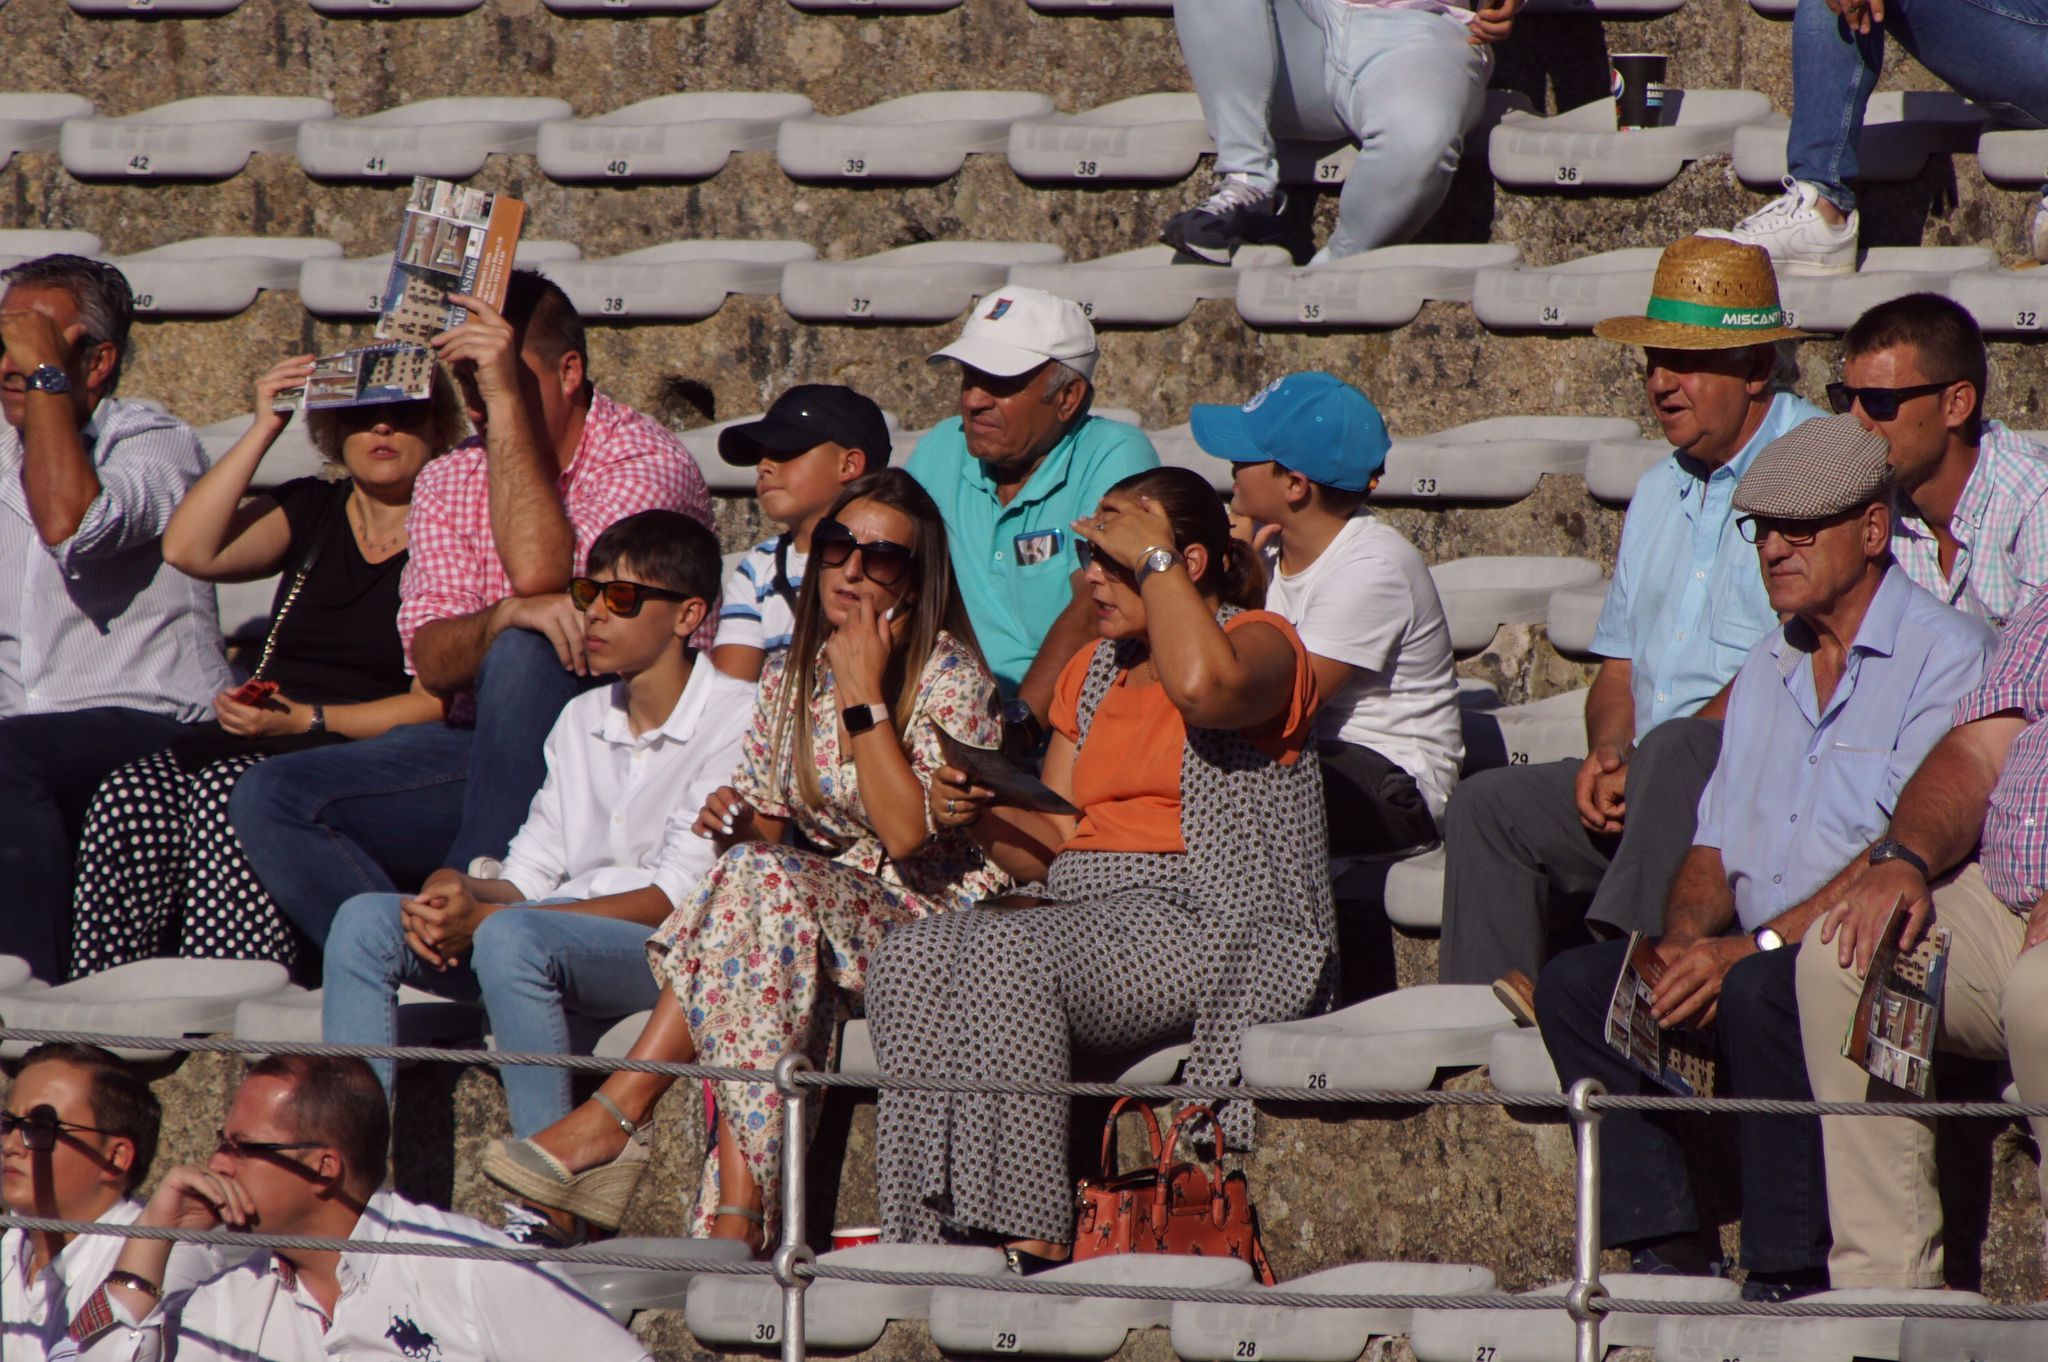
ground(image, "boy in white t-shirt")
xmin=1196 ymin=371 xmax=1463 ymax=858
xmin=708 ymin=385 xmax=888 ymax=681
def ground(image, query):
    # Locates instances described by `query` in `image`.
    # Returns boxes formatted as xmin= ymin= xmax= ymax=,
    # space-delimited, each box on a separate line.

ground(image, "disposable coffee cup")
xmin=1611 ymin=53 xmax=1670 ymax=130
xmin=831 ymin=1225 xmax=882 ymax=1251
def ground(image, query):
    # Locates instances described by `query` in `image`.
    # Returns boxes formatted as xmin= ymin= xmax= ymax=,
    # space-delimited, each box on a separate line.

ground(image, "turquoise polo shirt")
xmin=907 ymin=414 xmax=1159 ymax=695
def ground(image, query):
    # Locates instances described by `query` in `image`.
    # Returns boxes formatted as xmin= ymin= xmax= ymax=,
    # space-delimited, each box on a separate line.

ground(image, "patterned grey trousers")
xmin=867 ymin=851 xmax=1206 ymax=1244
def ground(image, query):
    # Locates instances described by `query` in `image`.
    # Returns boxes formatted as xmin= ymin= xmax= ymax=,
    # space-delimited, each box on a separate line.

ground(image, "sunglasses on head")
xmin=813 ymin=519 xmax=915 ymax=587
xmin=215 ymin=1130 xmax=325 ymax=1161
xmin=0 ymin=1105 xmax=110 ymax=1153
xmin=1825 ymin=379 xmax=1958 ymax=421
xmin=1736 ymin=510 xmax=1858 ymax=546
xmin=568 ymin=577 xmax=691 ymax=618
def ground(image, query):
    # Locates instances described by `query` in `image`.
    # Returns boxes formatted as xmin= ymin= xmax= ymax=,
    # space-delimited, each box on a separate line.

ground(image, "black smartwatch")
xmin=1868 ymin=838 xmax=1931 ymax=879
xmin=842 ymin=703 xmax=889 ymax=735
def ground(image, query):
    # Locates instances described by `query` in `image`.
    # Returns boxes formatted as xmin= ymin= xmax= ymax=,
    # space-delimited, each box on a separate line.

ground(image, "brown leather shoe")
xmin=1493 ymin=970 xmax=1539 ymax=1028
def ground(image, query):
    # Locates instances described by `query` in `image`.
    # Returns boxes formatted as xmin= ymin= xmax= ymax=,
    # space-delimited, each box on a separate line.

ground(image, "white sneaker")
xmin=1697 ymin=178 xmax=1859 ymax=276
xmin=2032 ymin=192 xmax=2048 ymax=266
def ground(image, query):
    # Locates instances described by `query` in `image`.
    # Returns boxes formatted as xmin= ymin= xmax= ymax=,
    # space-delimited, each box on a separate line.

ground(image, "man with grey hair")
xmin=0 ymin=253 xmax=228 ymax=981
xmin=907 ymin=287 xmax=1158 ymax=740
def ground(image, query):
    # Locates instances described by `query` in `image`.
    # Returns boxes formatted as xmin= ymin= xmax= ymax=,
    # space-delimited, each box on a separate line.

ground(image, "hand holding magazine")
xmin=1603 ymin=933 xmax=1720 ymax=1097
xmin=1843 ymin=894 xmax=1951 ymax=1098
xmin=937 ymin=730 xmax=1078 ymax=816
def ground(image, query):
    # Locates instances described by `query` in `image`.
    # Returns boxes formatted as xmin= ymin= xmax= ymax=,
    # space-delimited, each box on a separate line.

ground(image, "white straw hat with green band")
xmin=1594 ymin=236 xmax=1814 ymax=349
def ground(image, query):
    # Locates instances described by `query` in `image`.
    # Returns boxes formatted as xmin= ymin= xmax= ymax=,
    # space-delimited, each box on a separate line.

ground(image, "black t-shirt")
xmin=260 ymin=477 xmax=411 ymax=706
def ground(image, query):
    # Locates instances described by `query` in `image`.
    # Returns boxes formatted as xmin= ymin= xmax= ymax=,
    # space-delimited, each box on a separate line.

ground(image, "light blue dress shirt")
xmin=1694 ymin=565 xmax=1997 ymax=931
xmin=1590 ymin=391 xmax=1825 ymax=740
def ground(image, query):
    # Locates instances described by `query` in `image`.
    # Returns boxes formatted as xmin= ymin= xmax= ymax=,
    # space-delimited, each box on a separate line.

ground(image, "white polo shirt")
xmin=0 ymin=1198 xmax=223 ymax=1362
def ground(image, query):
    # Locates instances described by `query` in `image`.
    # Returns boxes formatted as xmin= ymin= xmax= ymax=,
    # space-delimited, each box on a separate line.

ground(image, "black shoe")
xmin=1160 ymin=176 xmax=1288 ymax=265
xmin=1003 ymin=1246 xmax=1066 ymax=1277
xmin=1741 ymin=1269 xmax=1828 ymax=1303
xmin=1628 ymin=1245 xmax=1726 ymax=1278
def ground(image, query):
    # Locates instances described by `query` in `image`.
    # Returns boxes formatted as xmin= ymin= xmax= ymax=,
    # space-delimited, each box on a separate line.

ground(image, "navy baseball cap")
xmin=1190 ymin=372 xmax=1390 ymax=493
xmin=719 ymin=385 xmax=893 ymax=467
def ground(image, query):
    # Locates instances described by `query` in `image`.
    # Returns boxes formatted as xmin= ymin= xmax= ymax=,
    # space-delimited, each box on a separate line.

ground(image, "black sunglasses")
xmin=1074 ymin=539 xmax=1135 ymax=583
xmin=1736 ymin=510 xmax=1858 ymax=546
xmin=568 ymin=577 xmax=691 ymax=618
xmin=339 ymin=400 xmax=432 ymax=431
xmin=814 ymin=519 xmax=915 ymax=588
xmin=215 ymin=1129 xmax=325 ymax=1160
xmin=1826 ymin=379 xmax=1958 ymax=421
xmin=0 ymin=1104 xmax=110 ymax=1153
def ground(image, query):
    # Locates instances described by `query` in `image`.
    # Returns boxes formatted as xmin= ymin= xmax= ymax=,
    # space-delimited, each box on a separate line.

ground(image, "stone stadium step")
xmin=1946 ymin=267 xmax=2048 ymax=338
xmin=1459 ymin=686 xmax=1594 ymax=778
xmin=535 ymin=93 xmax=812 ymax=183
xmin=1778 ymin=246 xmax=1999 ymax=332
xmin=1005 ymin=92 xmax=1211 ymax=183
xmin=1413 ymin=1271 xmax=1741 ymax=1361
xmin=778 ymin=241 xmax=1066 ymax=324
xmin=681 ymin=403 xmax=902 ymax=493
xmin=1545 ymin=579 xmax=1610 ymax=656
xmin=0 ymin=228 xmax=103 ymax=270
xmin=296 ymin=96 xmax=572 ymax=181
xmin=58 ymin=96 xmax=334 ymax=181
xmin=0 ymin=959 xmax=293 ymax=1063
xmin=114 ymin=236 xmax=344 ymax=318
xmin=0 ymin=93 xmax=95 ymax=172
xmin=300 ymin=239 xmax=584 ymax=319
xmin=1375 ymin=415 xmax=1642 ymax=505
xmin=686 ymin=1245 xmax=1009 ymax=1350
xmin=1900 ymin=1317 xmax=2048 ymax=1361
xmin=1733 ymin=91 xmax=1989 ymax=186
xmin=930 ymin=1255 xmax=1256 ymax=1359
xmin=1583 ymin=437 xmax=1668 ymax=505
xmin=1235 ymin=243 xmax=1524 ymax=330
xmin=558 ymin=1237 xmax=754 ymax=1326
xmin=1170 ymin=1261 xmax=1497 ymax=1362
xmin=1489 ymin=90 xmax=1775 ymax=192
xmin=308 ymin=0 xmax=480 ymax=13
xmin=1469 ymin=247 xmax=1662 ymax=333
xmin=1006 ymin=245 xmax=1261 ymax=327
xmin=1430 ymin=556 xmax=1605 ymax=656
xmin=68 ymin=0 xmax=243 ymax=12
xmin=776 ymin=91 xmax=1055 ymax=183
xmin=1977 ymin=126 xmax=2048 ymax=188
xmin=1238 ymin=984 xmax=1517 ymax=1092
xmin=1488 ymin=1027 xmax=1560 ymax=1094
xmin=836 ymin=1018 xmax=1189 ymax=1085
xmin=540 ymin=239 xmax=815 ymax=324
xmin=232 ymin=984 xmax=486 ymax=1052
xmin=1657 ymin=1287 xmax=1988 ymax=1362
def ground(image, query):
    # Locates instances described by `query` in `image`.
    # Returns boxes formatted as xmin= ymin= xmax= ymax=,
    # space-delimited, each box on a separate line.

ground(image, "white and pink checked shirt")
xmin=1955 ymin=588 xmax=2048 ymax=914
xmin=397 ymin=390 xmax=714 ymax=705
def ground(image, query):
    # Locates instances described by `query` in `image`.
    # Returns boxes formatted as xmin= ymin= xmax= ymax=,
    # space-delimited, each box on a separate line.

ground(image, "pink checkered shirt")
xmin=1953 ymin=588 xmax=2048 ymax=912
xmin=397 ymin=390 xmax=714 ymax=714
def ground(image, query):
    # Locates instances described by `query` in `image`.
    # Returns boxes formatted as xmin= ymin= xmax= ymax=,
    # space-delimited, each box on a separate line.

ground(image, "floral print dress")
xmin=645 ymin=628 xmax=1009 ymax=1237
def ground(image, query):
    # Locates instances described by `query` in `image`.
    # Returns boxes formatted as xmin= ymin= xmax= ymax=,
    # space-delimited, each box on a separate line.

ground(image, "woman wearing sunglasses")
xmin=483 ymin=468 xmax=1008 ymax=1248
xmin=862 ymin=466 xmax=1332 ymax=1265
xmin=64 ymin=355 xmax=464 ymax=981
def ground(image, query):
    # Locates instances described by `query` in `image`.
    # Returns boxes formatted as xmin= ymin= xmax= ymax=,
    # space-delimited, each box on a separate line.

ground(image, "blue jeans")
xmin=1174 ymin=0 xmax=1488 ymax=256
xmin=323 ymin=894 xmax=661 ymax=1136
xmin=231 ymin=628 xmax=594 ymax=946
xmin=1789 ymin=0 xmax=2048 ymax=211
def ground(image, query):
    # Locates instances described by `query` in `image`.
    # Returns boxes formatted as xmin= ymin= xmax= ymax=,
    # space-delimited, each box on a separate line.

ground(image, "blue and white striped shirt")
xmin=0 ymin=397 xmax=231 ymax=721
xmin=712 ymin=535 xmax=806 ymax=659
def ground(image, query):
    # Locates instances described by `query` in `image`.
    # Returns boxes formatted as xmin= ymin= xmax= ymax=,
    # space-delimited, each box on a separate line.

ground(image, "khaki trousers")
xmin=1796 ymin=864 xmax=2048 ymax=1288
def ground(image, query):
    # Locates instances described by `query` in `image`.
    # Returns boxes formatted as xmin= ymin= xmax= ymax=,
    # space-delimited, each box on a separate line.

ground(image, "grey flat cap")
xmin=1734 ymin=413 xmax=1895 ymax=519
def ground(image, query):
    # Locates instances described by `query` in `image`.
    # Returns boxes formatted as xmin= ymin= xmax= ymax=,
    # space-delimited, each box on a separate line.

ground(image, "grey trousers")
xmin=1438 ymin=717 xmax=1723 ymax=985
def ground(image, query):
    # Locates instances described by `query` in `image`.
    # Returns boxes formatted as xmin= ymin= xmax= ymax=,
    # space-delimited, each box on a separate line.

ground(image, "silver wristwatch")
xmin=1134 ymin=545 xmax=1181 ymax=582
xmin=1754 ymin=926 xmax=1786 ymax=951
xmin=25 ymin=365 xmax=69 ymax=394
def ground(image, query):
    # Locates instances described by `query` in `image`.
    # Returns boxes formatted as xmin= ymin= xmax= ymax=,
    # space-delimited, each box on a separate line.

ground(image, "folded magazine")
xmin=1843 ymin=895 xmax=1950 ymax=1098
xmin=1603 ymin=932 xmax=1719 ymax=1097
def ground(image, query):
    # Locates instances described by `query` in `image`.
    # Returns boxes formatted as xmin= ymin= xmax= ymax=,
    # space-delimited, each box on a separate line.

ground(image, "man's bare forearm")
xmin=1661 ymin=845 xmax=1735 ymax=943
xmin=484 ymin=401 xmax=574 ymax=596
xmin=412 ymin=602 xmax=504 ymax=697
xmin=1584 ymin=659 xmax=1636 ymax=757
xmin=1888 ymin=726 xmax=2009 ymax=874
xmin=1015 ymin=579 xmax=1099 ymax=721
xmin=22 ymin=394 xmax=101 ymax=544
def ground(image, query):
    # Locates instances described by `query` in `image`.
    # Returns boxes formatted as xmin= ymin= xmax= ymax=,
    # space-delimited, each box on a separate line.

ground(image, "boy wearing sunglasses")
xmin=0 ymin=1043 xmax=223 ymax=1359
xmin=320 ymin=511 xmax=752 ymax=1237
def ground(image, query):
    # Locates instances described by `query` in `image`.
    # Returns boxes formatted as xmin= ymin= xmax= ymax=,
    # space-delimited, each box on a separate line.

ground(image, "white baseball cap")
xmin=927 ymin=286 xmax=1099 ymax=382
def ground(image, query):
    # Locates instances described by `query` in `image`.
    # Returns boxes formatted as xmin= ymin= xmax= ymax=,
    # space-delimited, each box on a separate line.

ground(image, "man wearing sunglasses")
xmin=68 ymin=1055 xmax=649 ymax=1362
xmin=1 ymin=1043 xmax=222 ymax=1359
xmin=1835 ymin=294 xmax=2048 ymax=630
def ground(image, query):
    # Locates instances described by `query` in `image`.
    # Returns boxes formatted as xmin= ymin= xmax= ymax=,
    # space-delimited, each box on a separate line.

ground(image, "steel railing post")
xmin=773 ymin=1054 xmax=817 ymax=1362
xmin=1565 ymin=1078 xmax=1607 ymax=1362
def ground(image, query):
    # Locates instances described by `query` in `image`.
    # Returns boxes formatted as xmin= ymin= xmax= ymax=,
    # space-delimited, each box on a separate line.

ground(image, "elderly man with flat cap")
xmin=1535 ymin=414 xmax=1995 ymax=1295
xmin=907 ymin=286 xmax=1158 ymax=745
xmin=1442 ymin=237 xmax=1825 ymax=992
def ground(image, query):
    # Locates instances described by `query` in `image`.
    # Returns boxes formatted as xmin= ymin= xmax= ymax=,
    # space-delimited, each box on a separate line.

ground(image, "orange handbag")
xmin=1071 ymin=1096 xmax=1277 ymax=1284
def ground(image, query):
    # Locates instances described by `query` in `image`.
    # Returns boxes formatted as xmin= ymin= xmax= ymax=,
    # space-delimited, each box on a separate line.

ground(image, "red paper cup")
xmin=830 ymin=1226 xmax=881 ymax=1251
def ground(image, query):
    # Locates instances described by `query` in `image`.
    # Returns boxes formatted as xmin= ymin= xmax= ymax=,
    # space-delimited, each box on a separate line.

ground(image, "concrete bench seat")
xmin=777 ymin=91 xmax=1054 ymax=182
xmin=686 ymin=1245 xmax=1009 ymax=1350
xmin=1235 ymin=243 xmax=1523 ymax=329
xmin=1490 ymin=90 xmax=1774 ymax=191
xmin=196 ymin=414 xmax=326 ymax=488
xmin=1733 ymin=92 xmax=1988 ymax=186
xmin=1947 ymin=266 xmax=2048 ymax=338
xmin=683 ymin=405 xmax=899 ymax=492
xmin=0 ymin=956 xmax=36 ymax=992
xmin=214 ymin=575 xmax=283 ymax=641
xmin=1239 ymin=985 xmax=1516 ymax=1092
xmin=1028 ymin=0 xmax=1173 ymax=9
xmin=1144 ymin=422 xmax=1227 ymax=486
xmin=0 ymin=94 xmax=95 ymax=171
xmin=779 ymin=242 xmax=1066 ymax=324
xmin=1977 ymin=126 xmax=2048 ymax=187
xmin=299 ymin=239 xmax=582 ymax=318
xmin=558 ymin=1237 xmax=753 ymax=1326
xmin=1006 ymin=93 xmax=1210 ymax=182
xmin=0 ymin=229 xmax=104 ymax=270
xmin=790 ymin=0 xmax=961 ymax=8
xmin=69 ymin=0 xmax=244 ymax=13
xmin=1429 ymin=556 xmax=1604 ymax=655
xmin=1900 ymin=1317 xmax=2048 ymax=1361
xmin=1657 ymin=1287 xmax=1986 ymax=1362
xmin=836 ymin=1018 xmax=1188 ymax=1085
xmin=1545 ymin=579 xmax=1610 ymax=655
xmin=1519 ymin=0 xmax=1683 ymax=12
xmin=1382 ymin=845 xmax=1446 ymax=931
xmin=1007 ymin=245 xmax=1267 ymax=327
xmin=931 ymin=1255 xmax=1255 ymax=1359
xmin=536 ymin=93 xmax=811 ymax=181
xmin=542 ymin=239 xmax=815 ymax=324
xmin=308 ymin=0 xmax=481 ymax=13
xmin=1459 ymin=687 xmax=1594 ymax=778
xmin=1413 ymin=1272 xmax=1740 ymax=1361
xmin=1171 ymin=1261 xmax=1497 ymax=1362
xmin=1470 ymin=247 xmax=1662 ymax=332
xmin=1488 ymin=1027 xmax=1560 ymax=1094
xmin=115 ymin=236 xmax=343 ymax=317
xmin=1583 ymin=437 xmax=1668 ymax=504
xmin=59 ymin=96 xmax=333 ymax=180
xmin=232 ymin=984 xmax=484 ymax=1050
xmin=1375 ymin=415 xmax=1642 ymax=504
xmin=297 ymin=97 xmax=571 ymax=180
xmin=1748 ymin=0 xmax=1796 ymax=13
xmin=0 ymin=959 xmax=292 ymax=1062
xmin=543 ymin=0 xmax=718 ymax=10
xmin=1779 ymin=247 xmax=1999 ymax=332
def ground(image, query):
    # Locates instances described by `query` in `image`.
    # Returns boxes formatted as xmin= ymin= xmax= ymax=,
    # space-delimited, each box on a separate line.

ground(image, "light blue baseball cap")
xmin=1190 ymin=371 xmax=1390 ymax=493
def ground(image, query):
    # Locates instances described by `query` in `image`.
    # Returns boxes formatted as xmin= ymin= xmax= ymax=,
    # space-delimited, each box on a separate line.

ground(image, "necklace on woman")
xmin=349 ymin=491 xmax=407 ymax=559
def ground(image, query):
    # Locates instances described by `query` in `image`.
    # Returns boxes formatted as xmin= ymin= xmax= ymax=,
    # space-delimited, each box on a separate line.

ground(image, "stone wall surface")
xmin=4 ymin=0 xmax=2048 ymax=1358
